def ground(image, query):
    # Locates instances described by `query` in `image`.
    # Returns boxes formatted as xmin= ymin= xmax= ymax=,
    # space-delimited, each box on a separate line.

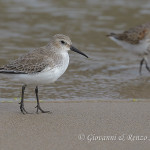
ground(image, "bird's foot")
xmin=145 ymin=63 xmax=150 ymax=72
xmin=19 ymin=102 xmax=31 ymax=114
xmin=35 ymin=105 xmax=51 ymax=114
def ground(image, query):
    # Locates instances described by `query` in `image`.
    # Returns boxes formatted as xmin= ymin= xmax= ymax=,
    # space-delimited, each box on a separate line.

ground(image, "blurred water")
xmin=1 ymin=0 xmax=150 ymax=102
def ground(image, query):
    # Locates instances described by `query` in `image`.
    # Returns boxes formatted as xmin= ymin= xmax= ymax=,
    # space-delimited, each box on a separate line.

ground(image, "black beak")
xmin=70 ymin=45 xmax=88 ymax=58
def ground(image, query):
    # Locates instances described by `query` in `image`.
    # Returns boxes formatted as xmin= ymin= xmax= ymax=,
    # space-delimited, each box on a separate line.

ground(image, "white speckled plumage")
xmin=18 ymin=52 xmax=69 ymax=85
xmin=0 ymin=34 xmax=88 ymax=114
xmin=107 ymin=22 xmax=150 ymax=74
xmin=109 ymin=36 xmax=150 ymax=55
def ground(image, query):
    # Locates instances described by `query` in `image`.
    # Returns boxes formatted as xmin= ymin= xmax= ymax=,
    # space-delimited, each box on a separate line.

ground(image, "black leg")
xmin=139 ymin=58 xmax=144 ymax=75
xmin=145 ymin=60 xmax=150 ymax=72
xmin=35 ymin=86 xmax=50 ymax=114
xmin=19 ymin=85 xmax=29 ymax=114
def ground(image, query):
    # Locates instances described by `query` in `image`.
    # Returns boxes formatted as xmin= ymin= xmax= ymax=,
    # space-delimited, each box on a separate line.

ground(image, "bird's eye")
xmin=61 ymin=40 xmax=65 ymax=44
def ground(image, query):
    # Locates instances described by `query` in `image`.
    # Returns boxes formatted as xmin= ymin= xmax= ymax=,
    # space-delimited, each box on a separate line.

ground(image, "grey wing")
xmin=0 ymin=49 xmax=49 ymax=74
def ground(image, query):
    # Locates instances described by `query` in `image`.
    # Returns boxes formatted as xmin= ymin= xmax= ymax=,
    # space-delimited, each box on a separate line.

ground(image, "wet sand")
xmin=0 ymin=100 xmax=150 ymax=150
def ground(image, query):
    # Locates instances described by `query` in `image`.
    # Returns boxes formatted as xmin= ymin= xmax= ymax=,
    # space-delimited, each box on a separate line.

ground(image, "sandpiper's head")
xmin=51 ymin=34 xmax=88 ymax=58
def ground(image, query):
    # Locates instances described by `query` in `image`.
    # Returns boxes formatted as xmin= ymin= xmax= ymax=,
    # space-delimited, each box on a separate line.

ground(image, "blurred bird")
xmin=107 ymin=22 xmax=150 ymax=75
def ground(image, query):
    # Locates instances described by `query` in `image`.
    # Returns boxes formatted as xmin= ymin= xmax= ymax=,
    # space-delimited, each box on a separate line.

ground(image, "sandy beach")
xmin=0 ymin=100 xmax=150 ymax=150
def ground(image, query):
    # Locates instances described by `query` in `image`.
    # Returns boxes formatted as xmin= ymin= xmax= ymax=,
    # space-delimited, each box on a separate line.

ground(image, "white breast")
xmin=17 ymin=52 xmax=69 ymax=85
xmin=109 ymin=36 xmax=150 ymax=55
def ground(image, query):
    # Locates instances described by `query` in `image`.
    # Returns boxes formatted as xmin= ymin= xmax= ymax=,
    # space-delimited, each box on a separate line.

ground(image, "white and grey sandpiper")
xmin=107 ymin=22 xmax=150 ymax=75
xmin=0 ymin=34 xmax=88 ymax=114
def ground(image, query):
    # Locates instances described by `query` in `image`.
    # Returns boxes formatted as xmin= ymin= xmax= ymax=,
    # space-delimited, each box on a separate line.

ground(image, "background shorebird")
xmin=0 ymin=34 xmax=88 ymax=114
xmin=107 ymin=22 xmax=150 ymax=75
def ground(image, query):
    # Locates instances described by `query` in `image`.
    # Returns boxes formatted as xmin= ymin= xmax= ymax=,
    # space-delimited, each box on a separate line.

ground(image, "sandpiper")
xmin=107 ymin=22 xmax=150 ymax=75
xmin=0 ymin=34 xmax=88 ymax=114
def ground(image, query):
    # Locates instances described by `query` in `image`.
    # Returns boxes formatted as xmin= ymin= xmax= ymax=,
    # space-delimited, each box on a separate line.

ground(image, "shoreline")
xmin=0 ymin=101 xmax=150 ymax=150
xmin=1 ymin=98 xmax=150 ymax=103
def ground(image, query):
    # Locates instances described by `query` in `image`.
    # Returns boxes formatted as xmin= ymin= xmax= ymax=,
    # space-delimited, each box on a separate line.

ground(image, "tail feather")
xmin=0 ymin=69 xmax=27 ymax=74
